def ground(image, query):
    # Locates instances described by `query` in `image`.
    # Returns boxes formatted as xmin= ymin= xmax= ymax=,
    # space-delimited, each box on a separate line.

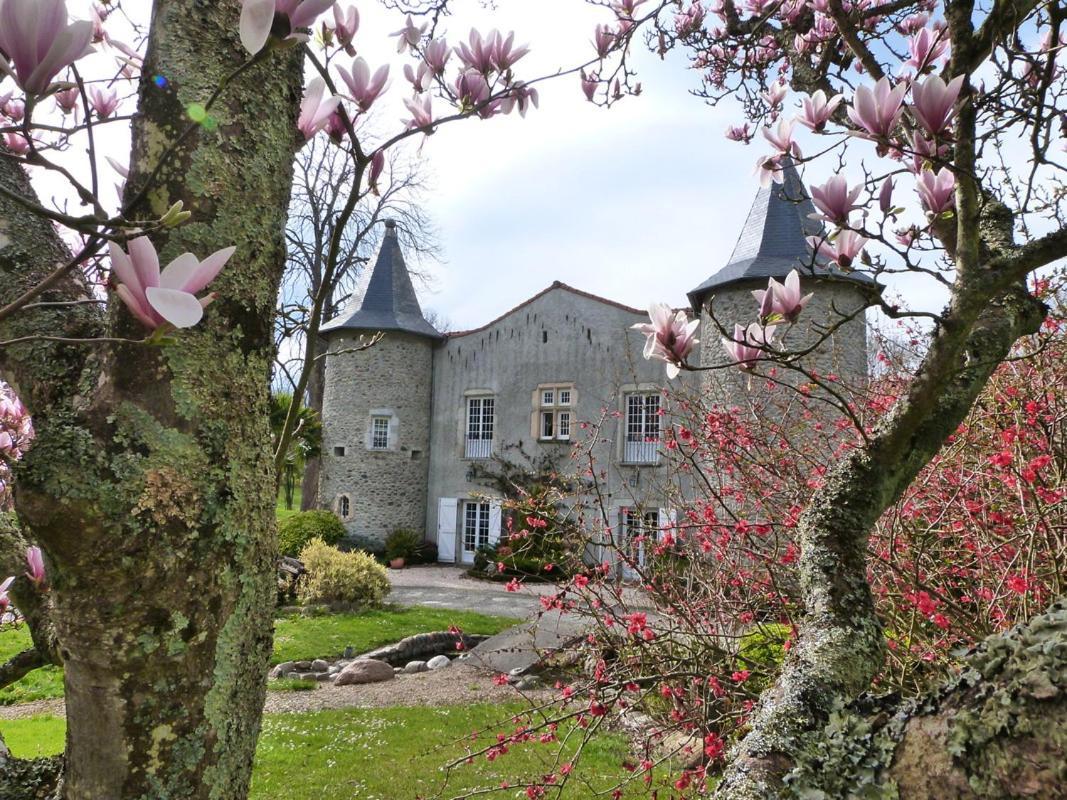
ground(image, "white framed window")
xmin=534 ymin=383 xmax=576 ymax=441
xmin=623 ymin=392 xmax=661 ymax=464
xmin=370 ymin=416 xmax=390 ymax=450
xmin=465 ymin=396 xmax=495 ymax=459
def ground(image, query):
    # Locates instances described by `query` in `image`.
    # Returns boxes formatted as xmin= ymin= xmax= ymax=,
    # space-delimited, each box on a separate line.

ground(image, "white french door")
xmin=461 ymin=501 xmax=501 ymax=564
xmin=618 ymin=508 xmax=660 ymax=580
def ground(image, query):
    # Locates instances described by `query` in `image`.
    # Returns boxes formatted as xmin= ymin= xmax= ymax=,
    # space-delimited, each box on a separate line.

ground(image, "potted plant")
xmin=384 ymin=528 xmax=422 ymax=569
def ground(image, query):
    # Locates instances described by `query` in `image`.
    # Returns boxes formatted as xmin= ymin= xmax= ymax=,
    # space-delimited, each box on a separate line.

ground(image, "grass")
xmin=276 ymin=485 xmax=303 ymax=523
xmin=0 ymin=606 xmax=515 ymax=704
xmin=271 ymin=606 xmax=515 ymax=664
xmin=1 ymin=705 xmax=653 ymax=799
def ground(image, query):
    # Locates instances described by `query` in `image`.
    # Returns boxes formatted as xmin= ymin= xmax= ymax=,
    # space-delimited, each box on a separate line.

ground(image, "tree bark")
xmin=299 ymin=342 xmax=325 ymax=510
xmin=0 ymin=2 xmax=303 ymax=798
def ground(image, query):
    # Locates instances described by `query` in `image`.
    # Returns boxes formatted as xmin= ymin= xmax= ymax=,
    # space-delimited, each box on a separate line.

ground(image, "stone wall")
xmin=319 ymin=331 xmax=434 ymax=543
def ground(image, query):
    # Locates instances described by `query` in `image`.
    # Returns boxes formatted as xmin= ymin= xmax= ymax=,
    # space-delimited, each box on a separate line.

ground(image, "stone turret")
xmin=687 ymin=161 xmax=879 ymax=401
xmin=318 ymin=220 xmax=442 ymax=546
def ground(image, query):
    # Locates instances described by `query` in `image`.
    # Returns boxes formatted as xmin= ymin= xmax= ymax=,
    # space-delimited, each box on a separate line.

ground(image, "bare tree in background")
xmin=275 ymin=137 xmax=437 ymax=510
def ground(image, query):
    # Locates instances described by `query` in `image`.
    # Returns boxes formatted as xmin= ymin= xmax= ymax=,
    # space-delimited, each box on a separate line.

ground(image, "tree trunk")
xmin=299 ymin=343 xmax=325 ymax=511
xmin=0 ymin=2 xmax=303 ymax=797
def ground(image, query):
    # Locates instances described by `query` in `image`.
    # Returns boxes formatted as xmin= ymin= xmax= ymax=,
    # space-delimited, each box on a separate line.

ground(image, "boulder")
xmin=271 ymin=661 xmax=296 ymax=678
xmin=311 ymin=659 xmax=330 ymax=672
xmin=426 ymin=655 xmax=451 ymax=671
xmin=333 ymin=658 xmax=395 ymax=686
xmin=403 ymin=660 xmax=428 ymax=674
xmin=294 ymin=660 xmax=313 ymax=670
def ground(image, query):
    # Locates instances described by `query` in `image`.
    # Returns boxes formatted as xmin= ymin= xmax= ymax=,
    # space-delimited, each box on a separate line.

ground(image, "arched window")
xmin=336 ymin=495 xmax=352 ymax=520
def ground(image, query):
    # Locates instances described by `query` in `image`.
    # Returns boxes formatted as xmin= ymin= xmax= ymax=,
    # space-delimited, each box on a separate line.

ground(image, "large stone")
xmin=333 ymin=658 xmax=395 ymax=686
xmin=271 ymin=661 xmax=296 ymax=678
xmin=311 ymin=659 xmax=330 ymax=672
xmin=403 ymin=660 xmax=428 ymax=674
xmin=426 ymin=655 xmax=451 ymax=670
xmin=294 ymin=660 xmax=313 ymax=670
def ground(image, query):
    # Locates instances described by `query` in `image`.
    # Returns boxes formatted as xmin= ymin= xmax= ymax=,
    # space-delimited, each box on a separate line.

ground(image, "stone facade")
xmin=319 ymin=330 xmax=433 ymax=543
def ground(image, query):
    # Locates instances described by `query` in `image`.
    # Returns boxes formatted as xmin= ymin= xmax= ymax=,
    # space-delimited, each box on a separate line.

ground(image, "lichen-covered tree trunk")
xmin=0 ymin=1 xmax=304 ymax=797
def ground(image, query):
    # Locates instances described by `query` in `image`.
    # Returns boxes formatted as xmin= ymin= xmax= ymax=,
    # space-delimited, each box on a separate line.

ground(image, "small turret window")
xmin=336 ymin=495 xmax=352 ymax=521
xmin=370 ymin=417 xmax=390 ymax=450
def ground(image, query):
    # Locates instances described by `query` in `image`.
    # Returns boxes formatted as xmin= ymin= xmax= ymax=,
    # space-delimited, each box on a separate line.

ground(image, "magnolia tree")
xmin=0 ymin=1 xmax=599 ymax=797
xmin=559 ymin=0 xmax=1067 ymax=796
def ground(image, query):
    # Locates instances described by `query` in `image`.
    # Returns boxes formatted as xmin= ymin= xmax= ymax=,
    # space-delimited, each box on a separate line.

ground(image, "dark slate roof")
xmin=321 ymin=220 xmax=443 ymax=339
xmin=687 ymin=160 xmax=877 ymax=310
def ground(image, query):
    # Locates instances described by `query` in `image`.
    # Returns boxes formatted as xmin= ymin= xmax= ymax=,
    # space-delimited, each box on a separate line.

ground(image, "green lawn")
xmin=1 ymin=705 xmax=650 ymax=799
xmin=0 ymin=606 xmax=515 ymax=705
xmin=272 ymin=606 xmax=515 ymax=664
xmin=276 ymin=485 xmax=303 ymax=522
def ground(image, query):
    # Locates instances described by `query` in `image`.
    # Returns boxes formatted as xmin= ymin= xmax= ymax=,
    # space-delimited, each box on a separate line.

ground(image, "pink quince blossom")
xmin=632 ymin=303 xmax=700 ymax=379
xmin=391 ymin=15 xmax=427 ymax=54
xmin=111 ymin=236 xmax=235 ymax=330
xmin=797 ymin=89 xmax=843 ymax=132
xmin=89 ymin=85 xmax=118 ymax=118
xmin=332 ymin=4 xmax=358 ymax=51
xmin=338 ymin=57 xmax=390 ymax=113
xmin=24 ymin=546 xmax=44 ymax=586
xmin=916 ymin=166 xmax=955 ymax=216
xmin=903 ymin=27 xmax=948 ymax=73
xmin=751 ymin=269 xmax=814 ymax=323
xmin=809 ymin=175 xmax=862 ymax=225
xmin=847 ymin=77 xmax=907 ymax=139
xmin=909 ymin=74 xmax=964 ymax=136
xmin=808 ymin=229 xmax=869 ymax=270
xmin=721 ymin=323 xmax=776 ymax=371
xmin=298 ymin=77 xmax=340 ymax=141
xmin=0 ymin=0 xmax=93 ymax=95
xmin=239 ymin=0 xmax=336 ymax=55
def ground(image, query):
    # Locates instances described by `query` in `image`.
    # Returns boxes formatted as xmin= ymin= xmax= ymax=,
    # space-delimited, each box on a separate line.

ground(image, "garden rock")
xmin=427 ymin=655 xmax=451 ymax=670
xmin=403 ymin=660 xmax=428 ymax=674
xmin=333 ymin=658 xmax=395 ymax=686
xmin=311 ymin=659 xmax=329 ymax=672
xmin=271 ymin=661 xmax=296 ymax=678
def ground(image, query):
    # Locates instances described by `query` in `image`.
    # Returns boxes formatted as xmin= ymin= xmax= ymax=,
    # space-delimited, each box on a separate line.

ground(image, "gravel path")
xmin=0 ymin=664 xmax=550 ymax=721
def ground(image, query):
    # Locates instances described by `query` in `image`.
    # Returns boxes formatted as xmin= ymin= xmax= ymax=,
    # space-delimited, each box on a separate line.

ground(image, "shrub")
xmin=384 ymin=528 xmax=423 ymax=561
xmin=278 ymin=510 xmax=346 ymax=557
xmin=297 ymin=538 xmax=390 ymax=607
xmin=346 ymin=534 xmax=386 ymax=562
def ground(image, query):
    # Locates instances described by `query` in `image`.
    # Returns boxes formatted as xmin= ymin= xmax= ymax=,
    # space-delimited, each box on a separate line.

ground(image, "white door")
xmin=488 ymin=502 xmax=502 ymax=546
xmin=619 ymin=508 xmax=660 ymax=580
xmin=437 ymin=498 xmax=458 ymax=563
xmin=461 ymin=501 xmax=492 ymax=564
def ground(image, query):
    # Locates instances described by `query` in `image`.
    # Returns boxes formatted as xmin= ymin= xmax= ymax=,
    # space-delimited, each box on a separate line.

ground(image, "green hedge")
xmin=279 ymin=510 xmax=345 ymax=557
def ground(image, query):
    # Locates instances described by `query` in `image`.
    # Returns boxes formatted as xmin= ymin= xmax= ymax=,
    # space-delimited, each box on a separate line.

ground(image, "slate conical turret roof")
xmin=321 ymin=220 xmax=443 ymax=339
xmin=687 ymin=160 xmax=876 ymax=310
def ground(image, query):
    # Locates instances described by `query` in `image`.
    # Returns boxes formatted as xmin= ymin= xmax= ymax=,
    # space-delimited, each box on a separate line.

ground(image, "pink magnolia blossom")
xmin=456 ymin=28 xmax=496 ymax=73
xmin=338 ymin=57 xmax=390 ymax=112
xmin=581 ymin=70 xmax=598 ymax=101
xmin=24 ymin=546 xmax=44 ymax=587
xmin=3 ymin=132 xmax=30 ymax=155
xmin=0 ymin=576 xmax=13 ymax=613
xmin=594 ymin=24 xmax=616 ymax=57
xmin=847 ymin=77 xmax=906 ymax=139
xmin=751 ymin=269 xmax=813 ymax=323
xmin=725 ymin=124 xmax=751 ymax=142
xmin=323 ymin=105 xmax=347 ymax=143
xmin=454 ymin=69 xmax=490 ymax=108
xmin=721 ymin=323 xmax=776 ymax=371
xmin=368 ymin=150 xmax=385 ymax=194
xmin=391 ymin=15 xmax=427 ymax=54
xmin=761 ymin=118 xmax=798 ymax=156
xmin=807 ymin=229 xmax=868 ymax=270
xmin=297 ymin=77 xmax=340 ymax=141
xmin=898 ymin=13 xmax=928 ymax=34
xmin=89 ymin=85 xmax=118 ymax=118
xmin=903 ymin=27 xmax=948 ymax=73
xmin=809 ymin=175 xmax=862 ymax=225
xmin=879 ymin=175 xmax=895 ymax=214
xmin=909 ymin=74 xmax=964 ymax=136
xmin=0 ymin=0 xmax=93 ymax=95
xmin=54 ymin=87 xmax=79 ymax=113
xmin=754 ymin=154 xmax=784 ymax=188
xmin=403 ymin=94 xmax=434 ymax=130
xmin=239 ymin=0 xmax=336 ymax=55
xmin=111 ymin=236 xmax=235 ymax=330
xmin=423 ymin=38 xmax=451 ymax=75
xmin=500 ymin=82 xmax=539 ymax=117
xmin=797 ymin=89 xmax=843 ymax=132
xmin=404 ymin=61 xmax=431 ymax=93
xmin=632 ymin=304 xmax=700 ymax=379
xmin=332 ymin=4 xmax=358 ymax=51
xmin=2 ymin=97 xmax=23 ymax=122
xmin=491 ymin=30 xmax=529 ymax=72
xmin=763 ymin=80 xmax=787 ymax=107
xmin=916 ymin=167 xmax=955 ymax=215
